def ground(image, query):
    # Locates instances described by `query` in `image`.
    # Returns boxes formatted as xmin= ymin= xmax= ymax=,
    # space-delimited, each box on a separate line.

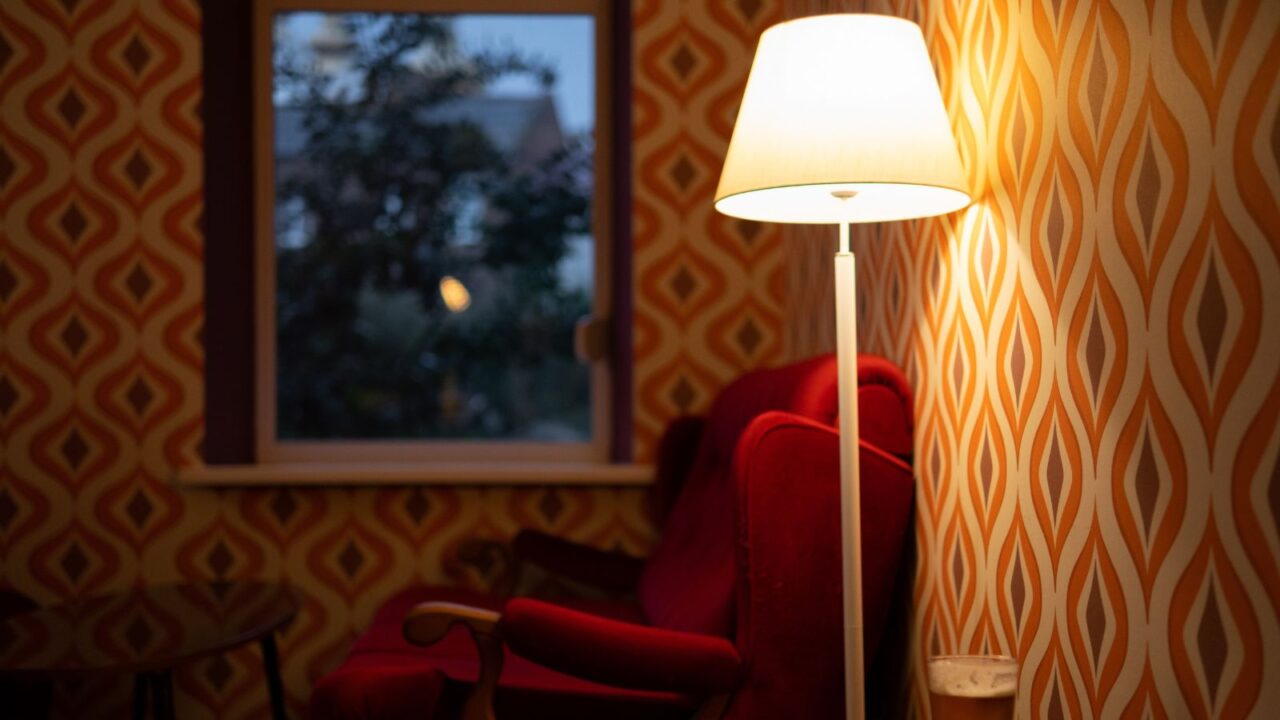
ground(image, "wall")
xmin=824 ymin=0 xmax=1280 ymax=716
xmin=8 ymin=0 xmax=1275 ymax=717
xmin=632 ymin=0 xmax=788 ymax=458
xmin=0 ymin=0 xmax=783 ymax=717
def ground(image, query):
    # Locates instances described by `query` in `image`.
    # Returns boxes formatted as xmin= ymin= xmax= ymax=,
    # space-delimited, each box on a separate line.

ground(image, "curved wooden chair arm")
xmin=457 ymin=539 xmax=522 ymax=598
xmin=403 ymin=602 xmax=504 ymax=720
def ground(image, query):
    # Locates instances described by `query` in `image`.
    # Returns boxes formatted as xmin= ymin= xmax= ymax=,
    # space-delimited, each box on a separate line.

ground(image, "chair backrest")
xmin=726 ymin=358 xmax=916 ymax=720
xmin=637 ymin=354 xmax=843 ymax=636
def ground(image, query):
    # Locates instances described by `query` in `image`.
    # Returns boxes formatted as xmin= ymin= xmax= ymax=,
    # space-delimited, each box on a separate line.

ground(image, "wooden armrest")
xmin=403 ymin=602 xmax=503 ymax=720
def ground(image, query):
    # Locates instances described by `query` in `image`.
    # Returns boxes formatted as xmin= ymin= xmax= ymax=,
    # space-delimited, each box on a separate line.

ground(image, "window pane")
xmin=271 ymin=12 xmax=595 ymax=441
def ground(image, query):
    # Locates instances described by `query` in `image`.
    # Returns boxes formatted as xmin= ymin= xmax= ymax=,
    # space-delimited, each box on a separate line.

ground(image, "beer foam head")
xmin=927 ymin=656 xmax=1018 ymax=698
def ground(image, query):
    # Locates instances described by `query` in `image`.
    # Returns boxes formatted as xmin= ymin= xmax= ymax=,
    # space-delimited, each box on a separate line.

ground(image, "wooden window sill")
xmin=173 ymin=462 xmax=653 ymax=487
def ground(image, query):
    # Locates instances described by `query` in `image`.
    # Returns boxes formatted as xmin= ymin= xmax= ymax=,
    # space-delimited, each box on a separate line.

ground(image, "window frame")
xmin=224 ymin=0 xmax=626 ymax=472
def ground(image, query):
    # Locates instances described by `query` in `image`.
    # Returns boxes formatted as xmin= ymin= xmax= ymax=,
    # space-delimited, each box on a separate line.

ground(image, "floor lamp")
xmin=714 ymin=15 xmax=970 ymax=720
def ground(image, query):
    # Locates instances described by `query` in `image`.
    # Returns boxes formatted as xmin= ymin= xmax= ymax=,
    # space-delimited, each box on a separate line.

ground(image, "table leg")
xmin=133 ymin=673 xmax=150 ymax=720
xmin=260 ymin=632 xmax=287 ymax=720
xmin=152 ymin=670 xmax=176 ymax=720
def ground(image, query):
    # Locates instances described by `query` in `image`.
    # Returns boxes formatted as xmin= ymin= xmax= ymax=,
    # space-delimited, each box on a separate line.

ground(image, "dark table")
xmin=0 ymin=582 xmax=298 ymax=720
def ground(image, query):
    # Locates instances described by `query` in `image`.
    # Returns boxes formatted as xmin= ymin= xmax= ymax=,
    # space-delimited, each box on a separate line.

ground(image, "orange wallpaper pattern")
xmin=631 ymin=0 xmax=789 ymax=459
xmin=0 ymin=0 xmax=788 ymax=717
xmin=826 ymin=0 xmax=1280 ymax=716
xmin=6 ymin=0 xmax=1275 ymax=717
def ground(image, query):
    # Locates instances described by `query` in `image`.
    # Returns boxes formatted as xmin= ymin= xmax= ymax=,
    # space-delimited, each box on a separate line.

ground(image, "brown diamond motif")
xmin=737 ymin=0 xmax=763 ymax=21
xmin=1136 ymin=140 xmax=1161 ymax=238
xmin=735 ymin=318 xmax=762 ymax=356
xmin=1010 ymin=551 xmax=1025 ymax=623
xmin=0 ymin=31 xmax=12 ymax=76
xmin=0 ymin=489 xmax=17 ymax=532
xmin=404 ymin=489 xmax=430 ymax=525
xmin=1048 ymin=682 xmax=1064 ymax=720
xmin=126 ymin=377 xmax=153 ymax=416
xmin=60 ymin=202 xmax=87 ymax=243
xmin=205 ymin=656 xmax=233 ymax=692
xmin=124 ymin=149 xmax=152 ymax=190
xmin=0 ymin=261 xmax=15 ymax=303
xmin=1085 ymin=572 xmax=1107 ymax=660
xmin=62 ymin=428 xmax=89 ymax=470
xmin=338 ymin=541 xmax=364 ymax=579
xmin=61 ymin=542 xmax=88 ymax=584
xmin=669 ymin=43 xmax=697 ymax=81
xmin=126 ymin=262 xmax=153 ymax=302
xmin=1046 ymin=183 xmax=1064 ymax=272
xmin=670 ymin=265 xmax=697 ymax=303
xmin=670 ymin=376 xmax=696 ymax=411
xmin=979 ymin=437 xmax=993 ymax=498
xmin=953 ymin=344 xmax=965 ymax=391
xmin=123 ymin=35 xmax=152 ymax=76
xmin=1198 ymin=583 xmax=1228 ymax=705
xmin=126 ymin=488 xmax=153 ymax=529
xmin=59 ymin=0 xmax=82 ymax=14
xmin=951 ymin=543 xmax=965 ymax=591
xmin=669 ymin=155 xmax=696 ymax=192
xmin=125 ymin=615 xmax=153 ymax=654
xmin=539 ymin=490 xmax=564 ymax=524
xmin=0 ymin=374 xmax=16 ymax=417
xmin=1134 ymin=431 xmax=1161 ymax=536
xmin=57 ymin=87 xmax=86 ymax=130
xmin=1010 ymin=322 xmax=1026 ymax=400
xmin=207 ymin=540 xmax=233 ymax=578
xmin=0 ymin=145 xmax=13 ymax=190
xmin=1198 ymin=256 xmax=1227 ymax=380
xmin=1084 ymin=307 xmax=1106 ymax=397
xmin=269 ymin=489 xmax=297 ymax=525
xmin=1203 ymin=0 xmax=1228 ymax=48
xmin=734 ymin=219 xmax=762 ymax=246
xmin=1086 ymin=37 xmax=1108 ymax=131
xmin=1046 ymin=434 xmax=1064 ymax=516
xmin=61 ymin=315 xmax=88 ymax=357
xmin=1271 ymin=455 xmax=1280 ymax=533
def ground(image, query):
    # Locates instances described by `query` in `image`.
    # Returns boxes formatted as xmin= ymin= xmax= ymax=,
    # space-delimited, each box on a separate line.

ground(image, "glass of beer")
xmin=927 ymin=654 xmax=1018 ymax=720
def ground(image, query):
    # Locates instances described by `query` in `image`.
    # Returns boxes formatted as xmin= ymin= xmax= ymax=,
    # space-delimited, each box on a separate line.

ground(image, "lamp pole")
xmin=832 ymin=194 xmax=864 ymax=720
xmin=711 ymin=15 xmax=972 ymax=718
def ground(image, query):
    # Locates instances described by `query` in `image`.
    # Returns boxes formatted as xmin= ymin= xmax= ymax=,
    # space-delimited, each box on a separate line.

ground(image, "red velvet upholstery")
xmin=637 ymin=354 xmax=841 ymax=637
xmin=502 ymin=598 xmax=741 ymax=694
xmin=726 ymin=412 xmax=914 ymax=720
xmin=309 ymin=353 xmax=914 ymax=720
xmin=311 ymin=587 xmax=694 ymax=720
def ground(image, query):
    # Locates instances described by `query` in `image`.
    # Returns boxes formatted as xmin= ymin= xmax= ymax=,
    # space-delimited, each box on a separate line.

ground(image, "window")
xmin=247 ymin=0 xmax=624 ymax=468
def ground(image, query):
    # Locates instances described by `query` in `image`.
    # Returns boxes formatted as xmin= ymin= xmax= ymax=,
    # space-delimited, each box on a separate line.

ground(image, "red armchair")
xmin=310 ymin=353 xmax=915 ymax=719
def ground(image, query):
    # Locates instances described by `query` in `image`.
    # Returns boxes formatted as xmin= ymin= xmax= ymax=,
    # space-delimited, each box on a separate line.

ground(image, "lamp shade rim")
xmin=714 ymin=181 xmax=972 ymax=224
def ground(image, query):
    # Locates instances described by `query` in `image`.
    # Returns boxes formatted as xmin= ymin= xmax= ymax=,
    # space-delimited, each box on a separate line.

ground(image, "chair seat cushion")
xmin=309 ymin=586 xmax=695 ymax=720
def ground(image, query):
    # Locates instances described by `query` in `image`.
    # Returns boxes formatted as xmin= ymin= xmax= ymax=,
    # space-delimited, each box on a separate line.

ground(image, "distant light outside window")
xmin=266 ymin=10 xmax=599 ymax=448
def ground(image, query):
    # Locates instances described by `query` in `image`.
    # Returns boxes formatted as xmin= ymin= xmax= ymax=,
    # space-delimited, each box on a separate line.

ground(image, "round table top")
xmin=0 ymin=582 xmax=298 ymax=678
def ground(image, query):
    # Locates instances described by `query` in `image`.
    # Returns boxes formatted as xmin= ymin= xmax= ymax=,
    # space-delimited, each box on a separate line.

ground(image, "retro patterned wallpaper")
xmin=631 ymin=0 xmax=789 ymax=459
xmin=3 ymin=0 xmax=1278 ymax=717
xmin=785 ymin=0 xmax=1280 ymax=717
xmin=0 ymin=0 xmax=783 ymax=717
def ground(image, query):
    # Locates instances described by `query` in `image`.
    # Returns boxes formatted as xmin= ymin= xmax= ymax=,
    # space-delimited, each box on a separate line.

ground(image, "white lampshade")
xmin=714 ymin=14 xmax=970 ymax=224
